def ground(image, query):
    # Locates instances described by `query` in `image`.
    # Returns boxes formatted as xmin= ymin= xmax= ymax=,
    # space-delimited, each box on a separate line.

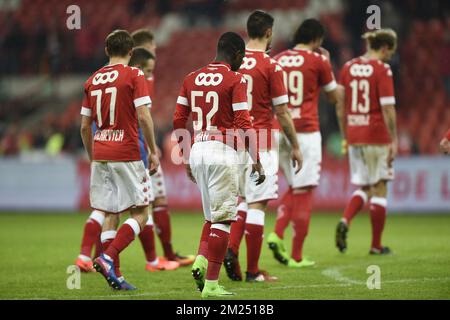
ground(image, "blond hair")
xmin=362 ymin=28 xmax=397 ymax=51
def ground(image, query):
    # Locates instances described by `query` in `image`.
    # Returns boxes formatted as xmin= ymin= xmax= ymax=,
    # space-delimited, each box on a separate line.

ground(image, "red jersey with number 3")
xmin=274 ymin=48 xmax=337 ymax=132
xmin=239 ymin=49 xmax=288 ymax=130
xmin=80 ymin=63 xmax=151 ymax=161
xmin=339 ymin=57 xmax=395 ymax=145
xmin=173 ymin=62 xmax=252 ymax=144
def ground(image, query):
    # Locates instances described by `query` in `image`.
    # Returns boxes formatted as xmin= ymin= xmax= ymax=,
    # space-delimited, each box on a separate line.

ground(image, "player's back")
xmin=179 ymin=62 xmax=248 ymax=141
xmin=82 ymin=63 xmax=151 ymax=161
xmin=339 ymin=56 xmax=395 ymax=145
xmin=239 ymin=49 xmax=287 ymax=130
xmin=274 ymin=48 xmax=335 ymax=132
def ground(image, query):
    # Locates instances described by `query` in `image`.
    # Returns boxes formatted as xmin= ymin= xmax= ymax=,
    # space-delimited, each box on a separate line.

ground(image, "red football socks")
xmin=228 ymin=202 xmax=248 ymax=255
xmin=80 ymin=210 xmax=104 ymax=258
xmin=138 ymin=218 xmax=157 ymax=263
xmin=369 ymin=197 xmax=387 ymax=250
xmin=153 ymin=206 xmax=176 ymax=260
xmin=198 ymin=221 xmax=211 ymax=258
xmin=343 ymin=190 xmax=368 ymax=225
xmin=245 ymin=208 xmax=265 ymax=274
xmin=275 ymin=189 xmax=293 ymax=239
xmin=291 ymin=190 xmax=313 ymax=262
xmin=206 ymin=225 xmax=230 ymax=281
xmin=104 ymin=219 xmax=140 ymax=272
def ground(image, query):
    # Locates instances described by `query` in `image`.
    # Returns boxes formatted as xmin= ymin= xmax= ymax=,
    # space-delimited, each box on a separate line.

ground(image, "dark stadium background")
xmin=0 ymin=0 xmax=449 ymax=212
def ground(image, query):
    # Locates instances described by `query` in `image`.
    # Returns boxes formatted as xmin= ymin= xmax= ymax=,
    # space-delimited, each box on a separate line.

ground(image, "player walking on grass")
xmin=335 ymin=29 xmax=398 ymax=255
xmin=173 ymin=32 xmax=265 ymax=297
xmin=74 ymin=48 xmax=178 ymax=274
xmin=223 ymin=10 xmax=302 ymax=283
xmin=267 ymin=19 xmax=338 ymax=267
xmin=132 ymin=29 xmax=195 ymax=266
xmin=80 ymin=30 xmax=159 ymax=290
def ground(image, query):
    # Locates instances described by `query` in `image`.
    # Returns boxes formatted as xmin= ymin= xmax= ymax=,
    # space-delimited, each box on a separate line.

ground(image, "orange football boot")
xmin=145 ymin=259 xmax=180 ymax=272
xmin=75 ymin=257 xmax=95 ymax=272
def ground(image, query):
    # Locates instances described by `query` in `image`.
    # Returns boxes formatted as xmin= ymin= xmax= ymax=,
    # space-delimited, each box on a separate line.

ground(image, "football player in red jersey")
xmin=223 ymin=10 xmax=302 ymax=283
xmin=173 ymin=32 xmax=265 ymax=297
xmin=267 ymin=19 xmax=338 ymax=268
xmin=80 ymin=30 xmax=159 ymax=290
xmin=132 ymin=29 xmax=195 ymax=266
xmin=335 ymin=29 xmax=398 ymax=255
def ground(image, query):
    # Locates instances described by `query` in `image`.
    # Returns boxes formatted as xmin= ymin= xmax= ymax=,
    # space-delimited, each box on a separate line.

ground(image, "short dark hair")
xmin=105 ymin=30 xmax=134 ymax=57
xmin=247 ymin=10 xmax=274 ymax=39
xmin=131 ymin=29 xmax=155 ymax=47
xmin=217 ymin=32 xmax=245 ymax=59
xmin=129 ymin=48 xmax=155 ymax=68
xmin=293 ymin=19 xmax=325 ymax=44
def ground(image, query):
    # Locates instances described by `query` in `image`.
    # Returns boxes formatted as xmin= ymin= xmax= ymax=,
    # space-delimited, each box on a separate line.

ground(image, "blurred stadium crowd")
xmin=0 ymin=0 xmax=449 ymax=158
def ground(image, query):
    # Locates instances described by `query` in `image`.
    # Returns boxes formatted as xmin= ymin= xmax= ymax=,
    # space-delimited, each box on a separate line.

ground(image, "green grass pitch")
xmin=0 ymin=211 xmax=449 ymax=300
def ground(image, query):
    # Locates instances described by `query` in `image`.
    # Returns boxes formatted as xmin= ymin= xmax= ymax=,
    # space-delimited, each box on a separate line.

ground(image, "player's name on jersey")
xmin=348 ymin=114 xmax=370 ymax=126
xmin=93 ymin=129 xmax=125 ymax=142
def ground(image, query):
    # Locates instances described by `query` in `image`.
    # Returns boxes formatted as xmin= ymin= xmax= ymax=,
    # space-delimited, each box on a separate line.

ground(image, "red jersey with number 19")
xmin=173 ymin=62 xmax=253 ymax=144
xmin=274 ymin=48 xmax=337 ymax=132
xmin=80 ymin=63 xmax=151 ymax=161
xmin=339 ymin=56 xmax=395 ymax=145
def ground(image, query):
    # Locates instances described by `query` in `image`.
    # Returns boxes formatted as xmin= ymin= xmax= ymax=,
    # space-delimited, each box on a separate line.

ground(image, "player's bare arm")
xmin=137 ymin=105 xmax=160 ymax=175
xmin=275 ymin=104 xmax=302 ymax=173
xmin=382 ymin=104 xmax=398 ymax=165
xmin=80 ymin=115 xmax=93 ymax=161
xmin=335 ymin=84 xmax=346 ymax=138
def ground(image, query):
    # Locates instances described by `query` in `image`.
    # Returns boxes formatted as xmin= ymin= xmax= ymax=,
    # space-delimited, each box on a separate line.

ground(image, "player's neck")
xmin=246 ymin=39 xmax=268 ymax=52
xmin=364 ymin=50 xmax=383 ymax=61
xmin=108 ymin=57 xmax=129 ymax=66
xmin=294 ymin=43 xmax=314 ymax=51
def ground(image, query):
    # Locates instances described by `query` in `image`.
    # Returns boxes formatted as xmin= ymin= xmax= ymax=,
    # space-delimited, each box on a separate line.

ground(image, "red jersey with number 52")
xmin=339 ymin=57 xmax=395 ymax=145
xmin=274 ymin=48 xmax=337 ymax=132
xmin=80 ymin=63 xmax=151 ymax=161
xmin=173 ymin=62 xmax=252 ymax=143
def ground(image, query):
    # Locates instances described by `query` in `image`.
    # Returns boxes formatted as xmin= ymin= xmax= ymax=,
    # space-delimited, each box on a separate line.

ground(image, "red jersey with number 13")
xmin=339 ymin=56 xmax=395 ymax=145
xmin=80 ymin=63 xmax=151 ymax=161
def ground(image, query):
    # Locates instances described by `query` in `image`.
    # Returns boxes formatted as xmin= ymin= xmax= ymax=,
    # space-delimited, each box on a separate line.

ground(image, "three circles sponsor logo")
xmin=240 ymin=57 xmax=257 ymax=70
xmin=278 ymin=55 xmax=304 ymax=68
xmin=93 ymin=71 xmax=119 ymax=85
xmin=350 ymin=64 xmax=374 ymax=77
xmin=195 ymin=73 xmax=223 ymax=86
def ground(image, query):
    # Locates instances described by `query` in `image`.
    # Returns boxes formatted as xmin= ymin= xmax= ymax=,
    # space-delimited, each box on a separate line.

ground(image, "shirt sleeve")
xmin=133 ymin=69 xmax=152 ymax=108
xmin=231 ymin=74 xmax=249 ymax=112
xmin=80 ymin=86 xmax=91 ymax=117
xmin=319 ymin=57 xmax=337 ymax=92
xmin=378 ymin=66 xmax=396 ymax=106
xmin=173 ymin=80 xmax=191 ymax=130
xmin=269 ymin=61 xmax=289 ymax=106
xmin=446 ymin=129 xmax=450 ymax=140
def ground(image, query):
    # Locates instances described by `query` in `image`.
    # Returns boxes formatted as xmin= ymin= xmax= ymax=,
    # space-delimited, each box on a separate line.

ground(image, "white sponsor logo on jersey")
xmin=195 ymin=73 xmax=223 ymax=86
xmin=350 ymin=64 xmax=374 ymax=77
xmin=93 ymin=71 xmax=119 ymax=85
xmin=240 ymin=57 xmax=257 ymax=70
xmin=278 ymin=55 xmax=304 ymax=67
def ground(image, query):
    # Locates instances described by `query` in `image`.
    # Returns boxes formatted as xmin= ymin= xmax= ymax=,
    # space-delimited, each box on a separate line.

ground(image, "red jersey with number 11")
xmin=80 ymin=63 xmax=151 ymax=161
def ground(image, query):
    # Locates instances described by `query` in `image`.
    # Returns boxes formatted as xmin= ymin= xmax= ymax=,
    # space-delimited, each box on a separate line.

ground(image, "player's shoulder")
xmin=273 ymin=49 xmax=294 ymax=60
